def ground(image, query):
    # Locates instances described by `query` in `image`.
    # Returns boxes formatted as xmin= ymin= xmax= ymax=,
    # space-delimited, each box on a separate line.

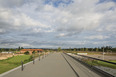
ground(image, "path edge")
xmin=0 ymin=57 xmax=40 ymax=77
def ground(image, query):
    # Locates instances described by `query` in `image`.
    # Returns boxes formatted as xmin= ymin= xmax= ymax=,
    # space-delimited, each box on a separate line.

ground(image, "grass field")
xmin=0 ymin=55 xmax=32 ymax=74
xmin=85 ymin=60 xmax=116 ymax=69
xmin=110 ymin=60 xmax=116 ymax=63
xmin=4 ymin=55 xmax=32 ymax=64
xmin=66 ymin=51 xmax=116 ymax=69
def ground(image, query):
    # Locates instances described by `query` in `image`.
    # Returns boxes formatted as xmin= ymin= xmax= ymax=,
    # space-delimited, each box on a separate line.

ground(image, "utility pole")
xmin=103 ymin=47 xmax=104 ymax=60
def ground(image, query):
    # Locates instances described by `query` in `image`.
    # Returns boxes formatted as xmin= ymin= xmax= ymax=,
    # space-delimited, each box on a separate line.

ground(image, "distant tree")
xmin=15 ymin=48 xmax=18 ymax=51
xmin=101 ymin=46 xmax=105 ymax=52
xmin=78 ymin=48 xmax=81 ymax=51
xmin=1 ymin=48 xmax=4 ymax=52
xmin=96 ymin=48 xmax=98 ymax=52
xmin=9 ymin=48 xmax=12 ymax=52
xmin=18 ymin=46 xmax=24 ymax=51
xmin=88 ymin=48 xmax=92 ymax=51
xmin=44 ymin=50 xmax=47 ymax=52
xmin=74 ymin=48 xmax=76 ymax=51
xmin=21 ymin=47 xmax=24 ymax=49
xmin=112 ymin=48 xmax=116 ymax=52
xmin=91 ymin=48 xmax=94 ymax=51
xmin=98 ymin=47 xmax=101 ymax=51
xmin=84 ymin=47 xmax=86 ymax=51
xmin=32 ymin=51 xmax=35 ymax=54
xmin=18 ymin=46 xmax=21 ymax=51
xmin=93 ymin=48 xmax=96 ymax=51
xmin=82 ymin=48 xmax=84 ymax=51
xmin=10 ymin=48 xmax=14 ymax=52
xmin=0 ymin=49 xmax=2 ymax=52
xmin=24 ymin=51 xmax=29 ymax=55
xmin=85 ymin=48 xmax=88 ymax=51
xmin=58 ymin=47 xmax=61 ymax=51
xmin=80 ymin=48 xmax=82 ymax=51
xmin=105 ymin=46 xmax=112 ymax=52
xmin=69 ymin=48 xmax=72 ymax=51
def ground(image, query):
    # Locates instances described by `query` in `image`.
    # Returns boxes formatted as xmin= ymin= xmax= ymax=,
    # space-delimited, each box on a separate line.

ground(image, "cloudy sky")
xmin=0 ymin=0 xmax=116 ymax=48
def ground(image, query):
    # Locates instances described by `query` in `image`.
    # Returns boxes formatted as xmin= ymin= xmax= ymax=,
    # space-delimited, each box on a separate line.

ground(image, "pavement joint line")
xmin=61 ymin=53 xmax=80 ymax=77
xmin=0 ymin=56 xmax=44 ymax=77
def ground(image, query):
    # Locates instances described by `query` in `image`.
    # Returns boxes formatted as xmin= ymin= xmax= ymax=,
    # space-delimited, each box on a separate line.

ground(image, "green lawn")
xmin=0 ymin=55 xmax=32 ymax=74
xmin=0 ymin=62 xmax=18 ymax=74
xmin=4 ymin=55 xmax=32 ymax=64
xmin=110 ymin=60 xmax=116 ymax=63
xmin=85 ymin=60 xmax=116 ymax=69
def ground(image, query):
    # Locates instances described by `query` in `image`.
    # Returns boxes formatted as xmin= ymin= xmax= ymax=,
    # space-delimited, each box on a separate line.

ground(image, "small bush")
xmin=24 ymin=51 xmax=29 ymax=55
xmin=32 ymin=51 xmax=35 ymax=54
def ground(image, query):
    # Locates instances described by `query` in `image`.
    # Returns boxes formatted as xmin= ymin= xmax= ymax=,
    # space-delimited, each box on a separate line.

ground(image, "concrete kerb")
xmin=0 ymin=56 xmax=43 ymax=77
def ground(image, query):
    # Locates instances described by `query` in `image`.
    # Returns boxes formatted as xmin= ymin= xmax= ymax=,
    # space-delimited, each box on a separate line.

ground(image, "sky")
xmin=0 ymin=0 xmax=116 ymax=48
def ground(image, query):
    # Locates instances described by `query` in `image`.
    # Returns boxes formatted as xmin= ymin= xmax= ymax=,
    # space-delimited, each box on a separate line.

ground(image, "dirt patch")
xmin=0 ymin=53 xmax=23 ymax=60
xmin=87 ymin=55 xmax=116 ymax=60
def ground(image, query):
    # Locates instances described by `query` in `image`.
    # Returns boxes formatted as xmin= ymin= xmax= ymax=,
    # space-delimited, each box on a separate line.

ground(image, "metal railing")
xmin=65 ymin=53 xmax=116 ymax=77
xmin=79 ymin=55 xmax=116 ymax=65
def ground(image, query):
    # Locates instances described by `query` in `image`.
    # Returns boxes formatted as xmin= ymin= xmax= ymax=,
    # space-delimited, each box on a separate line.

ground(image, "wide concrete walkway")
xmin=1 ymin=52 xmax=102 ymax=77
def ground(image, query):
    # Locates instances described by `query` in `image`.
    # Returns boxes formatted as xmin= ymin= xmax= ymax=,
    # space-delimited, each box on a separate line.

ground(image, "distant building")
xmin=20 ymin=49 xmax=43 ymax=54
xmin=1 ymin=52 xmax=13 ymax=53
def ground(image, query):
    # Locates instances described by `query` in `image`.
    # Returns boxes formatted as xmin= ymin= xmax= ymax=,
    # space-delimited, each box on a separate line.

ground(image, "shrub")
xmin=24 ymin=51 xmax=29 ymax=55
xmin=32 ymin=51 xmax=35 ymax=54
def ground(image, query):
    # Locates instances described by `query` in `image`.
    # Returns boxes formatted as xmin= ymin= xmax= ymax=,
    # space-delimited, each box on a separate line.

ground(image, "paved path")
xmin=1 ymin=52 xmax=102 ymax=77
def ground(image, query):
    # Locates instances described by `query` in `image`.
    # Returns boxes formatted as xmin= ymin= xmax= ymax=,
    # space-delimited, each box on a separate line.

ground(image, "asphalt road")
xmin=1 ymin=52 xmax=102 ymax=77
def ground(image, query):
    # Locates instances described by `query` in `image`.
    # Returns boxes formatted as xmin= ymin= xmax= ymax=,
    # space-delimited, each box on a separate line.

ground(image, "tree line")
xmin=0 ymin=46 xmax=24 ymax=52
xmin=60 ymin=46 xmax=116 ymax=52
xmin=0 ymin=46 xmax=116 ymax=52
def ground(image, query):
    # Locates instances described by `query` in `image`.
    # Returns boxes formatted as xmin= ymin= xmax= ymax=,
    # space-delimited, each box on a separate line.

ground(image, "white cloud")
xmin=85 ymin=35 xmax=109 ymax=40
xmin=58 ymin=33 xmax=66 ymax=37
xmin=13 ymin=13 xmax=50 ymax=28
xmin=0 ymin=0 xmax=116 ymax=48
xmin=95 ymin=1 xmax=116 ymax=12
xmin=19 ymin=43 xmax=33 ymax=47
xmin=43 ymin=0 xmax=103 ymax=35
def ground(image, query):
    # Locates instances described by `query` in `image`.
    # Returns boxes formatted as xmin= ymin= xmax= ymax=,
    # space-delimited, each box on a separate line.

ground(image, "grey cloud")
xmin=30 ymin=40 xmax=91 ymax=48
xmin=31 ymin=40 xmax=75 ymax=48
xmin=0 ymin=0 xmax=116 ymax=48
xmin=20 ymin=32 xmax=43 ymax=37
xmin=0 ymin=39 xmax=25 ymax=47
xmin=0 ymin=0 xmax=26 ymax=8
xmin=0 ymin=21 xmax=12 ymax=34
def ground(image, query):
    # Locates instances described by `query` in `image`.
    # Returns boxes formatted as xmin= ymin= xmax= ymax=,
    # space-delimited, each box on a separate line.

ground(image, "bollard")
xmin=32 ymin=55 xmax=35 ymax=64
xmin=33 ymin=58 xmax=35 ymax=64
xmin=45 ymin=53 xmax=46 ymax=57
xmin=21 ymin=61 xmax=23 ymax=71
xmin=42 ymin=55 xmax=44 ymax=59
xmin=39 ymin=55 xmax=40 ymax=61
